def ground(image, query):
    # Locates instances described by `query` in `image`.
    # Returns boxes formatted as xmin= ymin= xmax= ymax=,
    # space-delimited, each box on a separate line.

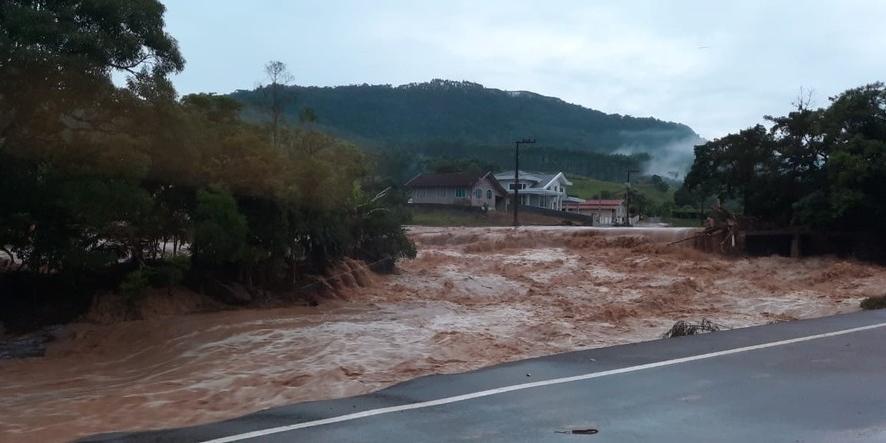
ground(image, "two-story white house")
xmin=494 ymin=170 xmax=572 ymax=210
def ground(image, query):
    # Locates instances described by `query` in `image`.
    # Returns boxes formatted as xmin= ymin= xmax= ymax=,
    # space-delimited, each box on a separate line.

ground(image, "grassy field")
xmin=568 ymin=175 xmax=675 ymax=208
xmin=409 ymin=206 xmax=569 ymax=227
xmin=410 ymin=208 xmax=498 ymax=227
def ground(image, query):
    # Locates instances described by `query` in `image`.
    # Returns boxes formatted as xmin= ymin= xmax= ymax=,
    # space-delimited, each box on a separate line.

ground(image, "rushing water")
xmin=2 ymin=226 xmax=884 ymax=442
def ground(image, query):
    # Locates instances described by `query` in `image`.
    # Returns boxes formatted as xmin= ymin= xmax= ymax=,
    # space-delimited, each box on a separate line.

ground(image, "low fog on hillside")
xmin=615 ymin=131 xmax=706 ymax=179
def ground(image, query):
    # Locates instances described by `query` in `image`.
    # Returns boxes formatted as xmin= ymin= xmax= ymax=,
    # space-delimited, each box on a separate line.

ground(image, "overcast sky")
xmin=161 ymin=0 xmax=886 ymax=139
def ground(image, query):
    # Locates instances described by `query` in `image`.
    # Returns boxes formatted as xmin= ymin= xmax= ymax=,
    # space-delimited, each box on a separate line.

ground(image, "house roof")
xmin=495 ymin=170 xmax=545 ymax=184
xmin=405 ymin=171 xmax=508 ymax=195
xmin=494 ymin=170 xmax=572 ymax=188
xmin=545 ymin=172 xmax=572 ymax=187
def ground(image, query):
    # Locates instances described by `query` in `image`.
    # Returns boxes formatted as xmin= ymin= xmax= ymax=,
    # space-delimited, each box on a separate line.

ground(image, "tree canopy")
xmin=229 ymin=79 xmax=702 ymax=181
xmin=680 ymin=83 xmax=886 ymax=231
xmin=0 ymin=0 xmax=415 ymax=317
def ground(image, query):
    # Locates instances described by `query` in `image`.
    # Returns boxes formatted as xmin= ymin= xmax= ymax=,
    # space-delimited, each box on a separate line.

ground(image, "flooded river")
xmin=2 ymin=226 xmax=884 ymax=442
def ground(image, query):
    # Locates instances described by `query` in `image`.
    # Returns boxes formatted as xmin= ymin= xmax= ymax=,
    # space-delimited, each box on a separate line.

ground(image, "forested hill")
xmin=229 ymin=79 xmax=701 ymax=154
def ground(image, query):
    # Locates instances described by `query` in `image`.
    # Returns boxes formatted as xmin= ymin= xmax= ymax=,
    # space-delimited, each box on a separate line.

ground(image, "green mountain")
xmin=229 ymin=79 xmax=703 ymax=180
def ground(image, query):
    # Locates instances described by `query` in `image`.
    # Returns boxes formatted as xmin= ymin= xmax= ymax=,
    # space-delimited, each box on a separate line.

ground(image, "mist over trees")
xmin=0 ymin=0 xmax=415 ymax=329
xmin=680 ymin=83 xmax=886 ymax=231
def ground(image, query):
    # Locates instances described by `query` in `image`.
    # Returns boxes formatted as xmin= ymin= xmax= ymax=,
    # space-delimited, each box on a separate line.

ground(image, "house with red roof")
xmin=563 ymin=198 xmax=627 ymax=225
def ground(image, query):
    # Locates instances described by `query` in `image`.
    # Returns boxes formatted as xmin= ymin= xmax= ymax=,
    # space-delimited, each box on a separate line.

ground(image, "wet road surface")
xmin=82 ymin=309 xmax=886 ymax=443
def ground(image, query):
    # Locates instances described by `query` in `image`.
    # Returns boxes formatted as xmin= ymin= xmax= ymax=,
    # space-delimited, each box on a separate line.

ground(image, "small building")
xmin=564 ymin=199 xmax=627 ymax=225
xmin=405 ymin=171 xmax=507 ymax=210
xmin=494 ymin=170 xmax=572 ymax=210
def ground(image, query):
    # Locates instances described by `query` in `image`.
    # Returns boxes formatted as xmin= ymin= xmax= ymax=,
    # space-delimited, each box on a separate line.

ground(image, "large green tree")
xmin=1 ymin=0 xmax=184 ymax=272
xmin=822 ymin=83 xmax=886 ymax=228
xmin=0 ymin=0 xmax=415 ymax=286
xmin=679 ymin=83 xmax=886 ymax=231
xmin=1 ymin=0 xmax=184 ymax=150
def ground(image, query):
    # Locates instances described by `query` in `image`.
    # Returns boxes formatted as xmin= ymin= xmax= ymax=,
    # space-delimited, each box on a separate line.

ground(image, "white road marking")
xmin=201 ymin=321 xmax=886 ymax=443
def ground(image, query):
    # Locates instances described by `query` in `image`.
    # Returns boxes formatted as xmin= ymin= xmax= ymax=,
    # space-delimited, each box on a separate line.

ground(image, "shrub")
xmin=860 ymin=295 xmax=886 ymax=310
xmin=192 ymin=188 xmax=248 ymax=266
xmin=119 ymin=269 xmax=149 ymax=300
xmin=145 ymin=256 xmax=191 ymax=294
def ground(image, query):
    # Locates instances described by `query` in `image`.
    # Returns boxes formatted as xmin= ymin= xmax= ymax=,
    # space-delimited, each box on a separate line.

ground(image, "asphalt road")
xmin=82 ymin=309 xmax=886 ymax=443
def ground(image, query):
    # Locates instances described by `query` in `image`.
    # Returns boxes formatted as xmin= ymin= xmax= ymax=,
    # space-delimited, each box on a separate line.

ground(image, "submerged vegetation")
xmin=0 ymin=0 xmax=414 ymax=329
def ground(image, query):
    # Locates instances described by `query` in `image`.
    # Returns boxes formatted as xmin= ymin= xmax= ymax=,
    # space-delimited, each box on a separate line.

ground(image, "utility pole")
xmin=513 ymin=138 xmax=536 ymax=227
xmin=625 ymin=169 xmax=640 ymax=226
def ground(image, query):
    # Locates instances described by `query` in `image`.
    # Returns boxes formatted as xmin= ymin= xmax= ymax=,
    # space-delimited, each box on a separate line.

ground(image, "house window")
xmin=455 ymin=188 xmax=466 ymax=198
xmin=474 ymin=189 xmax=482 ymax=198
xmin=509 ymin=183 xmax=527 ymax=190
xmin=486 ymin=190 xmax=492 ymax=199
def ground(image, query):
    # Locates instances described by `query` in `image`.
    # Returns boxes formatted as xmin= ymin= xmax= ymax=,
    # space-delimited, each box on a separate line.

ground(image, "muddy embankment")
xmin=2 ymin=226 xmax=886 ymax=442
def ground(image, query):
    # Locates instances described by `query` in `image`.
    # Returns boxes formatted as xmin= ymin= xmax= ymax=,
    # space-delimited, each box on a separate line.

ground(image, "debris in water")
xmin=662 ymin=319 xmax=724 ymax=338
xmin=860 ymin=294 xmax=886 ymax=310
xmin=667 ymin=205 xmax=746 ymax=254
xmin=555 ymin=428 xmax=599 ymax=435
xmin=0 ymin=327 xmax=61 ymax=360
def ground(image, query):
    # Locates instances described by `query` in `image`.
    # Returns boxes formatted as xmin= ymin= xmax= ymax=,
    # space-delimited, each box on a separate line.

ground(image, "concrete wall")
xmin=516 ymin=205 xmax=595 ymax=225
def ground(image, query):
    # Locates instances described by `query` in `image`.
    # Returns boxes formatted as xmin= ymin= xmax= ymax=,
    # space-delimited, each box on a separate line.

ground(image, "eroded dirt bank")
xmin=3 ymin=226 xmax=885 ymax=442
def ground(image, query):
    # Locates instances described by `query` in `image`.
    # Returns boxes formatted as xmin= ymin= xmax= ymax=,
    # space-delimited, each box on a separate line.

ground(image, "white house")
xmin=494 ymin=170 xmax=572 ymax=210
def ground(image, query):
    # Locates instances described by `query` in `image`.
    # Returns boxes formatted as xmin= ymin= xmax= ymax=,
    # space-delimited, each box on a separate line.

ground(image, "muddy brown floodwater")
xmin=3 ymin=226 xmax=886 ymax=442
